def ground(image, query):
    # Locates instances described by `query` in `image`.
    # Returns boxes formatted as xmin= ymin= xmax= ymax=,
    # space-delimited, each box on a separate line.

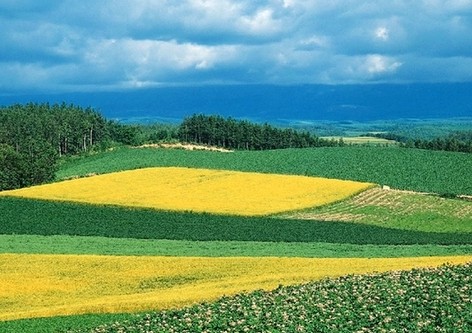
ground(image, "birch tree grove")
xmin=0 ymin=103 xmax=111 ymax=190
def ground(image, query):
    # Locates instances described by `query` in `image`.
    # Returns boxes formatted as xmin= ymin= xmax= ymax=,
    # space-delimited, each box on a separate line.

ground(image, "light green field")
xmin=2 ymin=234 xmax=472 ymax=258
xmin=283 ymin=187 xmax=472 ymax=233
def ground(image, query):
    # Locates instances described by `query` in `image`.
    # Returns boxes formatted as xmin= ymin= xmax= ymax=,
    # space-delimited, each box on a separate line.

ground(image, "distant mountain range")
xmin=1 ymin=83 xmax=471 ymax=123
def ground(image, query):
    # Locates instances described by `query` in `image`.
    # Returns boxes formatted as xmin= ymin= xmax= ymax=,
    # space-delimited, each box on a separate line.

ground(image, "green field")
xmin=57 ymin=146 xmax=472 ymax=195
xmin=1 ymin=145 xmax=471 ymax=332
xmin=1 ymin=197 xmax=471 ymax=245
xmin=321 ymin=136 xmax=397 ymax=145
xmin=2 ymin=234 xmax=472 ymax=258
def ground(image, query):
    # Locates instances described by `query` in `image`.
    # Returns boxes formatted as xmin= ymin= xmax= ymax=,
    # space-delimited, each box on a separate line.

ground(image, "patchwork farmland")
xmin=0 ymin=146 xmax=471 ymax=332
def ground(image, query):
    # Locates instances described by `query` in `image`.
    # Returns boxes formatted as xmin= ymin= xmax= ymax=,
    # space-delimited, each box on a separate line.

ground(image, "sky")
xmin=1 ymin=0 xmax=472 ymax=94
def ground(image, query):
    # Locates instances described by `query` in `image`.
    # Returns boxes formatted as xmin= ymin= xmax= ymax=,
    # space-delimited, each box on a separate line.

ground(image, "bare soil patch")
xmin=136 ymin=143 xmax=234 ymax=153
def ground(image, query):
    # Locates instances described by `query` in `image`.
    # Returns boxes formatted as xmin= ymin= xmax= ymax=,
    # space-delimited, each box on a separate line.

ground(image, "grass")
xmin=56 ymin=146 xmax=472 ymax=195
xmin=0 ymin=167 xmax=372 ymax=216
xmin=2 ymin=234 xmax=472 ymax=258
xmin=0 ymin=313 xmax=133 ymax=333
xmin=283 ymin=187 xmax=472 ymax=233
xmin=1 ymin=253 xmax=470 ymax=322
xmin=1 ymin=197 xmax=471 ymax=245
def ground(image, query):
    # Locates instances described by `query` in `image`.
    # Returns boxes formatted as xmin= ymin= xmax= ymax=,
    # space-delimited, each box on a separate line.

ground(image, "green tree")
xmin=0 ymin=144 xmax=23 ymax=190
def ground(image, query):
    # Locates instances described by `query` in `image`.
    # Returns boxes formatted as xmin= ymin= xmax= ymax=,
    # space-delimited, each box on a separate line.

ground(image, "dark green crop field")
xmin=1 ymin=197 xmax=471 ymax=245
xmin=57 ymin=146 xmax=472 ymax=195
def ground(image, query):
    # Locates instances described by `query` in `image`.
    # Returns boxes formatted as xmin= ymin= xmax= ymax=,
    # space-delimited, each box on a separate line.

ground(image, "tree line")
xmin=366 ymin=132 xmax=472 ymax=153
xmin=177 ymin=114 xmax=344 ymax=150
xmin=0 ymin=103 xmax=133 ymax=190
xmin=10 ymin=103 xmax=469 ymax=192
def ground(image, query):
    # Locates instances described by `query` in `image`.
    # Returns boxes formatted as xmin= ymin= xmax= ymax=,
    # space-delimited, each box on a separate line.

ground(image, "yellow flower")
xmin=0 ymin=254 xmax=470 ymax=321
xmin=0 ymin=167 xmax=373 ymax=216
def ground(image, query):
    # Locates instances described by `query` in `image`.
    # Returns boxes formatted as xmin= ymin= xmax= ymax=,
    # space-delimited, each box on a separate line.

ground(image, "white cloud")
xmin=282 ymin=0 xmax=295 ymax=8
xmin=364 ymin=54 xmax=402 ymax=74
xmin=1 ymin=0 xmax=472 ymax=91
xmin=239 ymin=8 xmax=280 ymax=35
xmin=80 ymin=38 xmax=241 ymax=87
xmin=375 ymin=27 xmax=389 ymax=41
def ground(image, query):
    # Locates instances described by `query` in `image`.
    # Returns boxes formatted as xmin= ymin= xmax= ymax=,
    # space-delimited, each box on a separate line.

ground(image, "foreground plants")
xmin=2 ymin=254 xmax=470 ymax=321
xmin=69 ymin=262 xmax=472 ymax=333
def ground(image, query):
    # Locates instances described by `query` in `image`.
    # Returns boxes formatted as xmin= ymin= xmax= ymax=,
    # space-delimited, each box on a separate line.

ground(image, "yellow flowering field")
xmin=0 ymin=253 xmax=470 ymax=321
xmin=0 ymin=167 xmax=373 ymax=215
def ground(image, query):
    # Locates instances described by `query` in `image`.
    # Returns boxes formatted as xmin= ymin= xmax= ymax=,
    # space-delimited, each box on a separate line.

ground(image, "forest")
xmin=0 ymin=105 xmax=344 ymax=191
xmin=367 ymin=131 xmax=472 ymax=153
xmin=0 ymin=103 xmax=135 ymax=190
xmin=177 ymin=114 xmax=344 ymax=150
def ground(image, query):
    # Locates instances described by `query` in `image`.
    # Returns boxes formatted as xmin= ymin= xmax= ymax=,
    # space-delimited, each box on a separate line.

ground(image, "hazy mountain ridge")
xmin=1 ymin=83 xmax=471 ymax=123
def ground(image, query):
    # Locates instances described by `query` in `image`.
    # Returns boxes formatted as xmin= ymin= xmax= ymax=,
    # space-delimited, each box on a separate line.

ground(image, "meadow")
xmin=0 ymin=145 xmax=471 ymax=332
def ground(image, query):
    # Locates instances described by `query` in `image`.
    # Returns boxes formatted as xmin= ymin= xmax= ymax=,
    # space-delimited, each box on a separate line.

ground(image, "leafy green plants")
xmin=64 ymin=262 xmax=472 ymax=333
